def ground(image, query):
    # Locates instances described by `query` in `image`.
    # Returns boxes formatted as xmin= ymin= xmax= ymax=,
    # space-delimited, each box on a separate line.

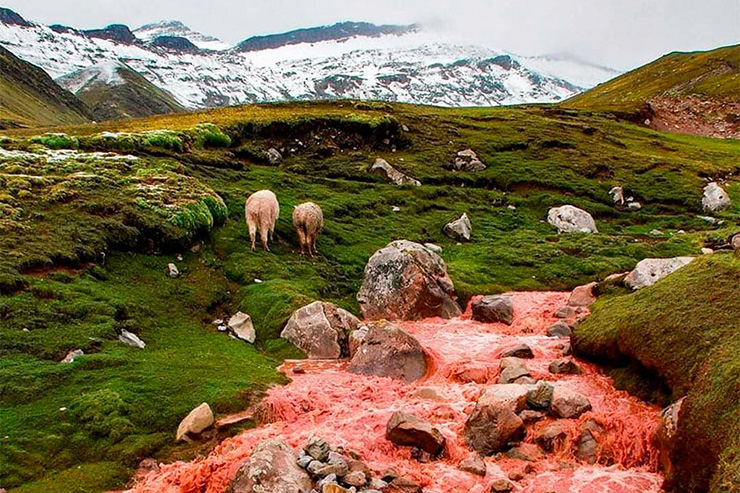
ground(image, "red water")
xmin=131 ymin=292 xmax=663 ymax=493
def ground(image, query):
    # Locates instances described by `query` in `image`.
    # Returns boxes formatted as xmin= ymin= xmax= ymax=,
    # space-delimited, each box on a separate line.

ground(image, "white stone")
xmin=702 ymin=182 xmax=731 ymax=212
xmin=228 ymin=312 xmax=256 ymax=343
xmin=624 ymin=257 xmax=695 ymax=290
xmin=176 ymin=402 xmax=214 ymax=441
xmin=166 ymin=263 xmax=180 ymax=278
xmin=119 ymin=329 xmax=146 ymax=349
xmin=547 ymin=205 xmax=598 ymax=234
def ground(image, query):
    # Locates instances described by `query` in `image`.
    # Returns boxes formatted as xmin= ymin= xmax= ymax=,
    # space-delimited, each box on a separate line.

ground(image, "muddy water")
xmin=133 ymin=292 xmax=664 ymax=493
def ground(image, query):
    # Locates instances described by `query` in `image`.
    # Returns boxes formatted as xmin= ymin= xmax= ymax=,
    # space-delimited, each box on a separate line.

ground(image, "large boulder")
xmin=702 ymin=182 xmax=731 ymax=212
xmin=463 ymin=385 xmax=529 ymax=455
xmin=370 ymin=158 xmax=421 ymax=187
xmin=228 ymin=439 xmax=313 ymax=493
xmin=357 ymin=240 xmax=461 ymax=320
xmin=443 ymin=213 xmax=472 ymax=241
xmin=176 ymin=402 xmax=214 ymax=441
xmin=280 ymin=301 xmax=362 ymax=358
xmin=547 ymin=205 xmax=598 ymax=234
xmin=385 ymin=412 xmax=446 ymax=455
xmin=624 ymin=257 xmax=694 ymax=290
xmin=471 ymin=295 xmax=514 ymax=325
xmin=348 ymin=321 xmax=427 ymax=382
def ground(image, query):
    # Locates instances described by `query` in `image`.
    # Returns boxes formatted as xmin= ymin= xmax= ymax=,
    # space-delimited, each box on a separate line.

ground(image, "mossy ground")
xmin=1 ymin=101 xmax=739 ymax=491
xmin=573 ymin=254 xmax=740 ymax=492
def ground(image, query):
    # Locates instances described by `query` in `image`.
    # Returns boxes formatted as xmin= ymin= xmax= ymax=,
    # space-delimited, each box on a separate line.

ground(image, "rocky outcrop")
xmin=176 ymin=402 xmax=214 ymax=441
xmin=702 ymin=182 xmax=731 ymax=212
xmin=228 ymin=312 xmax=256 ymax=343
xmin=449 ymin=149 xmax=486 ymax=172
xmin=370 ymin=158 xmax=421 ymax=186
xmin=547 ymin=205 xmax=598 ymax=233
xmin=443 ymin=213 xmax=472 ymax=241
xmin=471 ymin=295 xmax=514 ymax=324
xmin=280 ymin=301 xmax=362 ymax=358
xmin=228 ymin=439 xmax=312 ymax=493
xmin=357 ymin=240 xmax=461 ymax=320
xmin=385 ymin=412 xmax=445 ymax=455
xmin=348 ymin=321 xmax=428 ymax=382
xmin=463 ymin=384 xmax=529 ymax=455
xmin=624 ymin=257 xmax=694 ymax=290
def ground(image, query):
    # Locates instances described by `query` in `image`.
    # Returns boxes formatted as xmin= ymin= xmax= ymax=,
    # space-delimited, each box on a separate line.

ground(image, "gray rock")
xmin=357 ymin=240 xmax=461 ymax=320
xmin=228 ymin=439 xmax=313 ymax=493
xmin=547 ymin=321 xmax=571 ymax=338
xmin=609 ymin=186 xmax=625 ymax=205
xmin=443 ymin=213 xmax=472 ymax=241
xmin=348 ymin=321 xmax=428 ymax=382
xmin=119 ymin=329 xmax=146 ymax=349
xmin=385 ymin=412 xmax=445 ymax=455
xmin=555 ymin=306 xmax=576 ymax=319
xmin=547 ymin=205 xmax=598 ymax=234
xmin=526 ymin=381 xmax=554 ymax=410
xmin=463 ymin=385 xmax=529 ymax=455
xmin=281 ymin=301 xmax=361 ymax=359
xmin=298 ymin=455 xmax=313 ymax=469
xmin=702 ymin=182 xmax=731 ymax=212
xmin=305 ymin=436 xmax=330 ymax=462
xmin=498 ymin=357 xmax=530 ymax=384
xmin=549 ymin=358 xmax=581 ymax=374
xmin=458 ymin=453 xmax=486 ymax=476
xmin=471 ymin=295 xmax=514 ymax=324
xmin=370 ymin=158 xmax=421 ymax=187
xmin=733 ymin=234 xmax=740 ymax=254
xmin=519 ymin=409 xmax=546 ymax=424
xmin=343 ymin=470 xmax=366 ymax=487
xmin=624 ymin=257 xmax=695 ymax=290
xmin=500 ymin=343 xmax=533 ymax=359
xmin=166 ymin=263 xmax=180 ymax=278
xmin=266 ymin=148 xmax=283 ymax=165
xmin=535 ymin=422 xmax=567 ymax=452
xmin=61 ymin=349 xmax=84 ymax=363
xmin=451 ymin=149 xmax=486 ymax=172
xmin=551 ymin=386 xmax=592 ymax=419
xmin=228 ymin=312 xmax=256 ymax=344
xmin=176 ymin=402 xmax=214 ymax=441
xmin=423 ymin=243 xmax=443 ymax=253
xmin=575 ymin=420 xmax=603 ymax=464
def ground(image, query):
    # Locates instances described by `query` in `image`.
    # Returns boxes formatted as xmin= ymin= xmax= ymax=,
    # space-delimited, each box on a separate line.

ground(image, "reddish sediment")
xmin=132 ymin=291 xmax=663 ymax=493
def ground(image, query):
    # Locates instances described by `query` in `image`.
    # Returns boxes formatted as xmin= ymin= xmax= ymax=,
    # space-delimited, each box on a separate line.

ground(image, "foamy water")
xmin=131 ymin=292 xmax=663 ymax=493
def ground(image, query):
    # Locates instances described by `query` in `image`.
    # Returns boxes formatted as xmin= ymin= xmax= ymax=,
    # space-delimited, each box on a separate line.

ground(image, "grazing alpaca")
xmin=245 ymin=190 xmax=279 ymax=251
xmin=292 ymin=202 xmax=324 ymax=257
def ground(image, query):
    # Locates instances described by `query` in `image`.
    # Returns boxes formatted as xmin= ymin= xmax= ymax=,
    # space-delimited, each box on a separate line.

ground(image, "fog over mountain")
xmin=1 ymin=0 xmax=737 ymax=71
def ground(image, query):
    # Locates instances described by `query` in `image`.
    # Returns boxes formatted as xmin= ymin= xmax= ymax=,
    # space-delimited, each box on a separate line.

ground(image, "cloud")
xmin=3 ymin=0 xmax=738 ymax=70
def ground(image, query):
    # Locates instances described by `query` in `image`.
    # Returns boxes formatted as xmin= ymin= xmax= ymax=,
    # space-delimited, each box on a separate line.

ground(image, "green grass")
xmin=1 ymin=100 xmax=740 ymax=491
xmin=564 ymin=44 xmax=740 ymax=116
xmin=573 ymin=254 xmax=740 ymax=492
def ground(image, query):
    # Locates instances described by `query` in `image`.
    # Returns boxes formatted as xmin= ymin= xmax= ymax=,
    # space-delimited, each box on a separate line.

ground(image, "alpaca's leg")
xmin=296 ymin=228 xmax=306 ymax=255
xmin=248 ymin=220 xmax=257 ymax=252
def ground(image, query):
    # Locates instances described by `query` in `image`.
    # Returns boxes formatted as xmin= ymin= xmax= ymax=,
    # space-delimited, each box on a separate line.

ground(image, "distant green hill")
xmin=58 ymin=61 xmax=185 ymax=121
xmin=564 ymin=45 xmax=740 ymax=138
xmin=0 ymin=45 xmax=92 ymax=128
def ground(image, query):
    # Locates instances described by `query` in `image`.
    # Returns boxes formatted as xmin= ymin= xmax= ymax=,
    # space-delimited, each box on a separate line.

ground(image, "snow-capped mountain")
xmin=133 ymin=20 xmax=230 ymax=51
xmin=0 ymin=8 xmax=620 ymax=110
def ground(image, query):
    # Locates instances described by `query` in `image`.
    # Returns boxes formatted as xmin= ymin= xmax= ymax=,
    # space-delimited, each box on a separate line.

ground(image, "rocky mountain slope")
xmin=58 ymin=61 xmax=185 ymax=121
xmin=0 ymin=44 xmax=91 ymax=128
xmin=0 ymin=8 xmax=619 ymax=110
xmin=565 ymin=44 xmax=740 ymax=138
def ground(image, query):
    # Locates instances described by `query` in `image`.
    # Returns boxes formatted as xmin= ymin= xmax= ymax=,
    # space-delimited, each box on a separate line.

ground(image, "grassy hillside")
xmin=573 ymin=254 xmax=740 ymax=492
xmin=564 ymin=44 xmax=740 ymax=115
xmin=0 ymin=46 xmax=92 ymax=129
xmin=58 ymin=62 xmax=185 ymax=121
xmin=1 ymin=101 xmax=739 ymax=491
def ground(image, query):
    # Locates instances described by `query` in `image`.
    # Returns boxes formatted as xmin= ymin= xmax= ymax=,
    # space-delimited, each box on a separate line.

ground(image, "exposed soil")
xmin=646 ymin=96 xmax=740 ymax=139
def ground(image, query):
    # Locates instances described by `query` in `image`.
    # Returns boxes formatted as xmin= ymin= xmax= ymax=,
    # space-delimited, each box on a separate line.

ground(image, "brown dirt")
xmin=646 ymin=96 xmax=740 ymax=139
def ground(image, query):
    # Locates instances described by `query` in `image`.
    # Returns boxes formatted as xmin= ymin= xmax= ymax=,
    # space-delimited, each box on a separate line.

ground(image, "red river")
xmin=131 ymin=292 xmax=664 ymax=493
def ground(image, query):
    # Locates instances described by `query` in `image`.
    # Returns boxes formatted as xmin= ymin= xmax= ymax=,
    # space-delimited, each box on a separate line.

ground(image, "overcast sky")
xmin=3 ymin=0 xmax=738 ymax=70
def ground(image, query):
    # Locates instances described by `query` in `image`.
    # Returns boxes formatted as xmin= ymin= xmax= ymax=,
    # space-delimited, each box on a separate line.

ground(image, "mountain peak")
xmin=0 ymin=7 xmax=31 ymax=26
xmin=133 ymin=19 xmax=229 ymax=50
xmin=234 ymin=21 xmax=420 ymax=52
xmin=82 ymin=24 xmax=137 ymax=44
